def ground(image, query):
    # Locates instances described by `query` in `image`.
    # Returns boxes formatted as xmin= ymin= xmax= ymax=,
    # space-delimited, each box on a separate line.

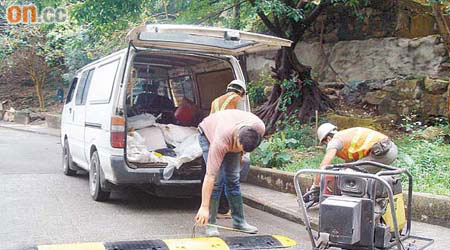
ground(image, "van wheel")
xmin=89 ymin=151 xmax=111 ymax=201
xmin=63 ymin=139 xmax=77 ymax=176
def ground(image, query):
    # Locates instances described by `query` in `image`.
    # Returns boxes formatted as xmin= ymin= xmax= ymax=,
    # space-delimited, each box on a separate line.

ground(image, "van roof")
xmin=75 ymin=48 xmax=127 ymax=75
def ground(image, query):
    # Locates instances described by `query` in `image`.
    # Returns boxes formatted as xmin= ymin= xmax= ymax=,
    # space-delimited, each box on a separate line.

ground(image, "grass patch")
xmin=393 ymin=135 xmax=450 ymax=196
xmin=251 ymin=120 xmax=450 ymax=196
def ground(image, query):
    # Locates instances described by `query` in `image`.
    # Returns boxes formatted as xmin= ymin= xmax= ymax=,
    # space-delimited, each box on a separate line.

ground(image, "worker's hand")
xmin=195 ymin=206 xmax=209 ymax=226
xmin=303 ymin=185 xmax=320 ymax=205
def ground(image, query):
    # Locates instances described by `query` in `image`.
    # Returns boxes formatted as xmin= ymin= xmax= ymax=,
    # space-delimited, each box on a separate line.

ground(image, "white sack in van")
xmin=136 ymin=127 xmax=167 ymax=151
xmin=156 ymin=124 xmax=197 ymax=147
xmin=163 ymin=133 xmax=203 ymax=180
xmin=127 ymin=132 xmax=150 ymax=163
xmin=128 ymin=113 xmax=157 ymax=129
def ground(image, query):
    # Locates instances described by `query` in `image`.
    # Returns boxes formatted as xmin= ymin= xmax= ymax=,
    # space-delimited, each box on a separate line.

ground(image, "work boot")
xmin=228 ymin=195 xmax=258 ymax=234
xmin=205 ymin=198 xmax=220 ymax=237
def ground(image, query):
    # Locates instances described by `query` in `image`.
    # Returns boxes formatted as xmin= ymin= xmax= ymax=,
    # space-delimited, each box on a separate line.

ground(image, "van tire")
xmin=89 ymin=151 xmax=111 ymax=201
xmin=63 ymin=139 xmax=77 ymax=176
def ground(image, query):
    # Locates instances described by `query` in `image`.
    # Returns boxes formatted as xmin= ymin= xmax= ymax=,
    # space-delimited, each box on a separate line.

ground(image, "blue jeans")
xmin=198 ymin=134 xmax=241 ymax=200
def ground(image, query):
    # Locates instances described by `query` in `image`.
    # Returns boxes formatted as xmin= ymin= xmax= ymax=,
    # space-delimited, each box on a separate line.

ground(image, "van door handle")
xmin=69 ymin=108 xmax=72 ymax=113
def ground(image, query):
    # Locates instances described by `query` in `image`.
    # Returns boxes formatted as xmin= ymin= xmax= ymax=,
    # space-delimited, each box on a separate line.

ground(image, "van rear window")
xmin=87 ymin=59 xmax=120 ymax=103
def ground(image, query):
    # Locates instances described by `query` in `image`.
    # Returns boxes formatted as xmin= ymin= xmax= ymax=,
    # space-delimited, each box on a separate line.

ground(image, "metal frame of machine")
xmin=294 ymin=161 xmax=434 ymax=250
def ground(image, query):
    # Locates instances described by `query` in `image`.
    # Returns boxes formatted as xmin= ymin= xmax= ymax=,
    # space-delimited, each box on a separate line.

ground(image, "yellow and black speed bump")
xmin=34 ymin=235 xmax=296 ymax=250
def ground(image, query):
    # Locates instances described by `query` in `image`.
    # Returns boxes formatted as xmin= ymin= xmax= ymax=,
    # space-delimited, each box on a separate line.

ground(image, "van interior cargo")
xmin=125 ymin=51 xmax=239 ymax=179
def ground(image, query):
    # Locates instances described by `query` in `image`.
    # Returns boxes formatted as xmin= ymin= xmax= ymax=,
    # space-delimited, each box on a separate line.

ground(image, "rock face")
xmin=335 ymin=77 xmax=449 ymax=118
xmin=327 ymin=114 xmax=382 ymax=130
xmin=419 ymin=127 xmax=443 ymax=140
xmin=295 ymin=36 xmax=448 ymax=82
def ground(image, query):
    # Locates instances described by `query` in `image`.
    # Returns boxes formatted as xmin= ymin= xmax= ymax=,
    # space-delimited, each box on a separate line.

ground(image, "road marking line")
xmin=163 ymin=237 xmax=230 ymax=250
xmin=273 ymin=235 xmax=297 ymax=247
xmin=38 ymin=242 xmax=105 ymax=250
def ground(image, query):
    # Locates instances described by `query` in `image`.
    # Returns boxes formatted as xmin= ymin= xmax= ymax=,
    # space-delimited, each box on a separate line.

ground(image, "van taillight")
xmin=111 ymin=116 xmax=125 ymax=148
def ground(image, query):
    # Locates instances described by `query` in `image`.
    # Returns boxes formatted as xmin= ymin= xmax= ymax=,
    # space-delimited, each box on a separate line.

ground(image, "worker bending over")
xmin=195 ymin=109 xmax=264 ymax=237
xmin=209 ymin=80 xmax=246 ymax=219
xmin=311 ymin=123 xmax=398 ymax=195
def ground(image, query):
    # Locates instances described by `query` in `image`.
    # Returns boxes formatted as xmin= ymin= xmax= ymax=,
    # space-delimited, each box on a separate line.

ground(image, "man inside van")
xmin=195 ymin=109 xmax=264 ymax=237
xmin=209 ymin=80 xmax=246 ymax=219
xmin=135 ymin=82 xmax=175 ymax=123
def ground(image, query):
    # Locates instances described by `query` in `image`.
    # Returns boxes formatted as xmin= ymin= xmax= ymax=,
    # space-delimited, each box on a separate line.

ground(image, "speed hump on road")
xmin=34 ymin=235 xmax=297 ymax=250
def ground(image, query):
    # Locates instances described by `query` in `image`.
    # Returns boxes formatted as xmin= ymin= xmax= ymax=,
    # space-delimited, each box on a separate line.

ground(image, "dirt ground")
xmin=0 ymin=81 xmax=64 ymax=115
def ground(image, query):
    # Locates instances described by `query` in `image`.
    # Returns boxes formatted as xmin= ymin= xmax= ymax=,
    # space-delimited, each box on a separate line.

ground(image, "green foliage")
xmin=275 ymin=117 xmax=317 ymax=149
xmin=247 ymin=72 xmax=275 ymax=107
xmin=251 ymin=117 xmax=319 ymax=168
xmin=394 ymin=132 xmax=450 ymax=195
xmin=251 ymin=132 xmax=297 ymax=168
xmin=280 ymin=149 xmax=344 ymax=173
xmin=253 ymin=1 xmax=304 ymax=22
xmin=70 ymin=0 xmax=144 ymax=34
xmin=279 ymin=74 xmax=301 ymax=112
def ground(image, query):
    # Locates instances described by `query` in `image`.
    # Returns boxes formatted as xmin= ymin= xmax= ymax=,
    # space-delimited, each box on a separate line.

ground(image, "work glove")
xmin=303 ymin=185 xmax=320 ymax=209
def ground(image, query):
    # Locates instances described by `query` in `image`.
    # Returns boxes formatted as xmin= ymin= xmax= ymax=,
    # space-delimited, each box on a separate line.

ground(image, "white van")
xmin=61 ymin=24 xmax=291 ymax=201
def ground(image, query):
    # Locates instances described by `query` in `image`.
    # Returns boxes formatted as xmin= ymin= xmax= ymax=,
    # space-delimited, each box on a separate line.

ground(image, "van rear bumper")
xmin=109 ymin=156 xmax=202 ymax=186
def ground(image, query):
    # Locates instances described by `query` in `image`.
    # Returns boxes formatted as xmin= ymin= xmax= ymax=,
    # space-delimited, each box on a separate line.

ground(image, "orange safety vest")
xmin=334 ymin=127 xmax=387 ymax=162
xmin=210 ymin=92 xmax=241 ymax=114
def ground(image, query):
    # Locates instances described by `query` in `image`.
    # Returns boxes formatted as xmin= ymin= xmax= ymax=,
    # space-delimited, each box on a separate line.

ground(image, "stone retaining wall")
xmin=45 ymin=114 xmax=61 ymax=129
xmin=246 ymin=36 xmax=448 ymax=83
xmin=14 ymin=111 xmax=30 ymax=125
xmin=333 ymin=77 xmax=449 ymax=118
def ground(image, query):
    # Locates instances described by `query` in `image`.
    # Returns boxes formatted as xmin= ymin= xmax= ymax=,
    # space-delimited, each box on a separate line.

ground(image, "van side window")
xmin=169 ymin=76 xmax=194 ymax=107
xmin=81 ymin=69 xmax=95 ymax=104
xmin=65 ymin=77 xmax=78 ymax=104
xmin=87 ymin=59 xmax=120 ymax=103
xmin=75 ymin=69 xmax=95 ymax=105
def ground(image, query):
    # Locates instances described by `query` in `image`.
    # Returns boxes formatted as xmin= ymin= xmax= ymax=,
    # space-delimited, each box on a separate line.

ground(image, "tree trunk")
xmin=254 ymin=46 xmax=334 ymax=134
xmin=233 ymin=0 xmax=241 ymax=29
xmin=34 ymin=79 xmax=45 ymax=111
xmin=431 ymin=2 xmax=450 ymax=54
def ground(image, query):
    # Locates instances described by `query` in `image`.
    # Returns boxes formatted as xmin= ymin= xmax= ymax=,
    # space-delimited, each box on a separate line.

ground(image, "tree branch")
xmin=303 ymin=0 xmax=331 ymax=28
xmin=296 ymin=0 xmax=306 ymax=10
xmin=248 ymin=0 xmax=285 ymax=37
xmin=197 ymin=0 xmax=247 ymax=24
xmin=273 ymin=14 xmax=282 ymax=32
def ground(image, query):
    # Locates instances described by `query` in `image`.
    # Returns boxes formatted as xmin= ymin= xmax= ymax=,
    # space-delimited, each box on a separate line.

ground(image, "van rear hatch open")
xmin=126 ymin=24 xmax=292 ymax=55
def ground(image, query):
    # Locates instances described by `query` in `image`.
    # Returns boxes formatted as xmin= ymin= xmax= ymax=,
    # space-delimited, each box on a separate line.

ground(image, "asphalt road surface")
xmin=0 ymin=128 xmax=312 ymax=250
xmin=1 ymin=127 xmax=449 ymax=250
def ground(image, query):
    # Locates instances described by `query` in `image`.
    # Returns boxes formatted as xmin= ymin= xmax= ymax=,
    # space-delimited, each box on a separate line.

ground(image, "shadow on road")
xmin=75 ymin=171 xmax=202 ymax=212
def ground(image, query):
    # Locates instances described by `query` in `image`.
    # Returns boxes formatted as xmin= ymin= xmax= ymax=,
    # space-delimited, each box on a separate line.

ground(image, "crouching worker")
xmin=195 ymin=109 xmax=265 ymax=237
xmin=309 ymin=123 xmax=398 ymax=198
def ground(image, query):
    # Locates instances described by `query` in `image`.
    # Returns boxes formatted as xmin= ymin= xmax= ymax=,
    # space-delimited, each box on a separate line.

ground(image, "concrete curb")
xmin=0 ymin=123 xmax=60 ymax=137
xmin=245 ymin=166 xmax=450 ymax=228
xmin=242 ymin=192 xmax=304 ymax=225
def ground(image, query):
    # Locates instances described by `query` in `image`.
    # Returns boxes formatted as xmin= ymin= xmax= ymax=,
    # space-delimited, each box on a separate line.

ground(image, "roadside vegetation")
xmin=249 ymin=83 xmax=450 ymax=196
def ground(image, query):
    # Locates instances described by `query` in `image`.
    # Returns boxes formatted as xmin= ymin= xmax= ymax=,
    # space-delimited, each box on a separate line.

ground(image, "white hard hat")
xmin=227 ymin=80 xmax=246 ymax=95
xmin=317 ymin=123 xmax=337 ymax=143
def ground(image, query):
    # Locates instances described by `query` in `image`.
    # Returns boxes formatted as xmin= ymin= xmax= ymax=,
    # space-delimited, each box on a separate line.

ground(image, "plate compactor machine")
xmin=295 ymin=161 xmax=434 ymax=250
